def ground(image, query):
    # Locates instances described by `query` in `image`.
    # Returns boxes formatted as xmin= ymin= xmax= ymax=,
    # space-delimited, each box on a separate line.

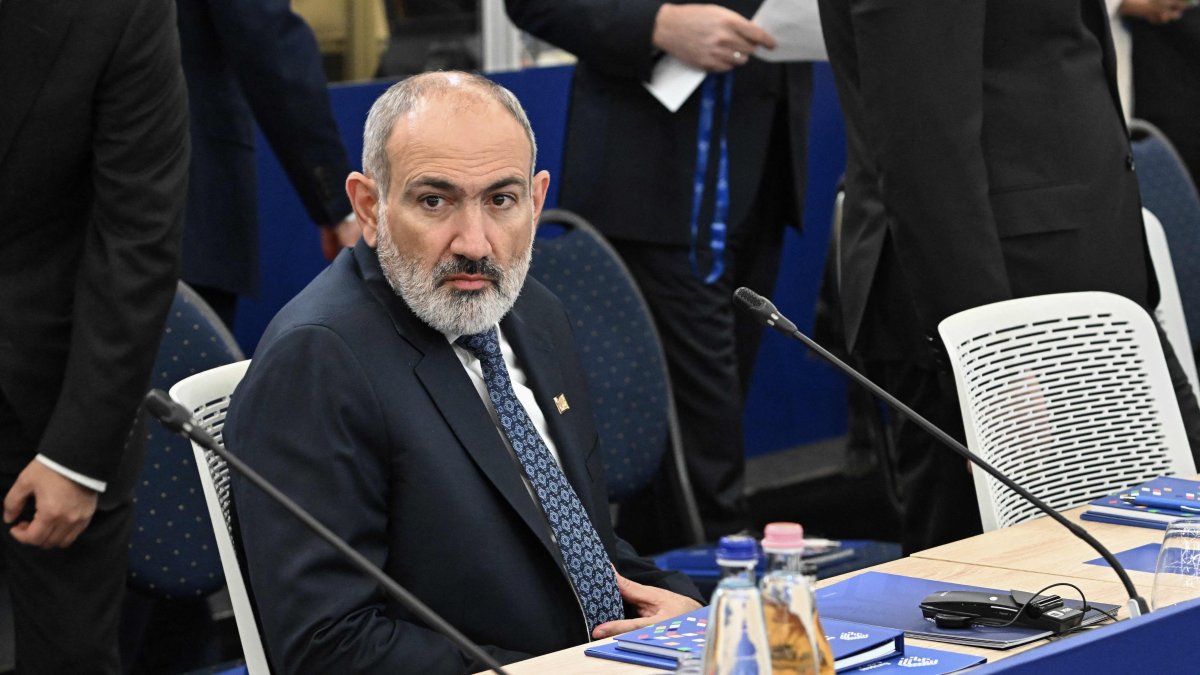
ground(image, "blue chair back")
xmin=1131 ymin=119 xmax=1200 ymax=357
xmin=531 ymin=209 xmax=704 ymax=543
xmin=127 ymin=282 xmax=245 ymax=598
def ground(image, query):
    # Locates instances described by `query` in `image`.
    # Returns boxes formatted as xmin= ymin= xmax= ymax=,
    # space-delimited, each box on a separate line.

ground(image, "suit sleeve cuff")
xmin=35 ymin=455 xmax=107 ymax=493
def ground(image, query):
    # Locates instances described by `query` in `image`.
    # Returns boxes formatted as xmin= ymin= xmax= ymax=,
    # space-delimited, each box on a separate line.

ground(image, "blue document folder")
xmin=1083 ymin=543 xmax=1162 ymax=574
xmin=815 ymin=571 xmax=1117 ymax=649
xmin=611 ymin=607 xmax=707 ymax=661
xmin=593 ymin=607 xmax=902 ymax=671
xmin=1080 ymin=510 xmax=1171 ymax=530
xmin=1081 ymin=475 xmax=1200 ymax=530
xmin=822 ymin=618 xmax=904 ymax=670
xmin=584 ymin=641 xmax=678 ymax=670
xmin=842 ymin=645 xmax=984 ymax=673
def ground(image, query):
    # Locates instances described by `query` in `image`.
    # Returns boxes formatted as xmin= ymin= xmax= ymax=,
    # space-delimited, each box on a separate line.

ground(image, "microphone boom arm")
xmin=732 ymin=287 xmax=1150 ymax=617
xmin=143 ymin=390 xmax=513 ymax=674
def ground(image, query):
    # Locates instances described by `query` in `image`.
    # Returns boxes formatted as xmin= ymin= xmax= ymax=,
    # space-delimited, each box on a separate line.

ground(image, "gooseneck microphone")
xmin=143 ymin=389 xmax=513 ymax=675
xmin=732 ymin=287 xmax=1151 ymax=617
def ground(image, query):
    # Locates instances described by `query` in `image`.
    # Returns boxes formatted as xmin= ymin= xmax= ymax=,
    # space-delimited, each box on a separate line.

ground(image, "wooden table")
xmin=913 ymin=505 xmax=1161 ymax=591
xmin=493 ymin=520 xmax=1150 ymax=674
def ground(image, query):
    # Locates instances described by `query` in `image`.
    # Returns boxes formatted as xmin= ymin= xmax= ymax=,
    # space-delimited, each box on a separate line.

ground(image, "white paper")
xmin=643 ymin=0 xmax=825 ymax=112
xmin=752 ymin=0 xmax=827 ymax=62
xmin=643 ymin=56 xmax=708 ymax=113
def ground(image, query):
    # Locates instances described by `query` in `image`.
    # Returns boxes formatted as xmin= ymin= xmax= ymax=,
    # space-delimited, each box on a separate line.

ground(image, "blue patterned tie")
xmin=456 ymin=327 xmax=624 ymax=631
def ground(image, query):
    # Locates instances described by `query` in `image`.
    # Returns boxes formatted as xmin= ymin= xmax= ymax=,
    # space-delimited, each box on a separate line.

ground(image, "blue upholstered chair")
xmin=122 ymin=282 xmax=248 ymax=674
xmin=531 ymin=208 xmax=705 ymax=545
xmin=1131 ymin=119 xmax=1200 ymax=361
xmin=127 ymin=281 xmax=245 ymax=599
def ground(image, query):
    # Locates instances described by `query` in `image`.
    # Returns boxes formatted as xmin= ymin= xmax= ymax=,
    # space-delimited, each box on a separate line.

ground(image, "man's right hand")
xmin=652 ymin=4 xmax=777 ymax=72
xmin=3 ymin=460 xmax=98 ymax=549
xmin=1119 ymin=0 xmax=1190 ymax=23
xmin=320 ymin=213 xmax=362 ymax=261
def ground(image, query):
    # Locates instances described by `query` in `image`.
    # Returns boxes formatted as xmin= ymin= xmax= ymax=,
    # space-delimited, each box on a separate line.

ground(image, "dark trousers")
xmin=1130 ymin=11 xmax=1200 ymax=196
xmin=0 ymin=480 xmax=133 ymax=674
xmin=867 ymin=323 xmax=1200 ymax=555
xmin=609 ymin=87 xmax=799 ymax=545
xmin=862 ymin=360 xmax=980 ymax=555
xmin=0 ymin=393 xmax=133 ymax=674
xmin=190 ymin=283 xmax=238 ymax=330
xmin=613 ymin=215 xmax=786 ymax=542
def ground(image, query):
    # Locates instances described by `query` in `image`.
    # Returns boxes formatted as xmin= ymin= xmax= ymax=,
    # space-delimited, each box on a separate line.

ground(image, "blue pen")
xmin=1121 ymin=492 xmax=1200 ymax=513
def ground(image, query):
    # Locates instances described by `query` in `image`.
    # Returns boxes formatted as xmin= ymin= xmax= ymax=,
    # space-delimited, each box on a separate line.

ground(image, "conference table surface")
xmin=914 ymin=506 xmax=1161 ymax=589
xmin=491 ymin=505 xmax=1163 ymax=674
xmin=489 ymin=504 xmax=1161 ymax=672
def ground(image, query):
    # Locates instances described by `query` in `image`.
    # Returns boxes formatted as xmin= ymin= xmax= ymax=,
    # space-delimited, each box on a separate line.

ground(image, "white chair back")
xmin=169 ymin=360 xmax=269 ymax=674
xmin=938 ymin=292 xmax=1196 ymax=530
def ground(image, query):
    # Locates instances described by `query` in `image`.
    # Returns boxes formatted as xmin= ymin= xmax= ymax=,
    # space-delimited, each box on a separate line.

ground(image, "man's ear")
xmin=346 ymin=172 xmax=380 ymax=247
xmin=530 ymin=169 xmax=551 ymax=227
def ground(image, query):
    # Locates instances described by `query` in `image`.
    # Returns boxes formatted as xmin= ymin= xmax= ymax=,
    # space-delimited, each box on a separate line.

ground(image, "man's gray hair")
xmin=361 ymin=71 xmax=538 ymax=200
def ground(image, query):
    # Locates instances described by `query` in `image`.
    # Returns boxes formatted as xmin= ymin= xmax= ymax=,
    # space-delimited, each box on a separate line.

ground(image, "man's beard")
xmin=375 ymin=214 xmax=531 ymax=336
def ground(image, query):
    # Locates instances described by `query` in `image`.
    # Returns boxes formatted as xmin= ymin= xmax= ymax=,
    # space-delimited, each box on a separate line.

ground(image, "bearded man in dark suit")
xmin=225 ymin=71 xmax=701 ymax=674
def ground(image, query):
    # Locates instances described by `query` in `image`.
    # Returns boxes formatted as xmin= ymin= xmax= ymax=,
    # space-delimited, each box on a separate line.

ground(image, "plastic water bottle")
xmin=760 ymin=523 xmax=835 ymax=675
xmin=703 ymin=535 xmax=772 ymax=675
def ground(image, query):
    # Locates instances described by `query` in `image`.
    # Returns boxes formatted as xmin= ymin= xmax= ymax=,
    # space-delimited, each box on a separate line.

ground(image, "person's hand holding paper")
xmin=644 ymin=0 xmax=824 ymax=112
xmin=652 ymin=4 xmax=778 ymax=71
xmin=644 ymin=4 xmax=776 ymax=112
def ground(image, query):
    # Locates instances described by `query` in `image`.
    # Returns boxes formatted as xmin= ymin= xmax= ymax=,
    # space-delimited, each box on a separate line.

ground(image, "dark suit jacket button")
xmin=1126 ymin=154 xmax=1136 ymax=171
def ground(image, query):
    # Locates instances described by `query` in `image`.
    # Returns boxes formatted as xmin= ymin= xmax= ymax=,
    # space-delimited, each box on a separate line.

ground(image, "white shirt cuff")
xmin=35 ymin=455 xmax=107 ymax=493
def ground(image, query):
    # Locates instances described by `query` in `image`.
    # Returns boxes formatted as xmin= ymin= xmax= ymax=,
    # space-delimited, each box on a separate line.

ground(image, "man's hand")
xmin=1119 ymin=0 xmax=1190 ymax=23
xmin=319 ymin=214 xmax=362 ymax=261
xmin=592 ymin=570 xmax=704 ymax=639
xmin=3 ymin=460 xmax=98 ymax=548
xmin=652 ymin=4 xmax=777 ymax=72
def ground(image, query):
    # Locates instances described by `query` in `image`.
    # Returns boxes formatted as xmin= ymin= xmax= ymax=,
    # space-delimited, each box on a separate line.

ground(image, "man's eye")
xmin=421 ymin=195 xmax=444 ymax=208
xmin=491 ymin=194 xmax=514 ymax=206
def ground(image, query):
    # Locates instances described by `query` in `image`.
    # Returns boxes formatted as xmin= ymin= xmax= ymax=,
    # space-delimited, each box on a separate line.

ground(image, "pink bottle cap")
xmin=761 ymin=522 xmax=805 ymax=553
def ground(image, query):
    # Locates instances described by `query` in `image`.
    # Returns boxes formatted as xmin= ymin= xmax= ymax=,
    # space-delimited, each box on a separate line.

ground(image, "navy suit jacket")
xmin=818 ymin=0 xmax=1151 ymax=359
xmin=225 ymin=242 xmax=700 ymax=673
xmin=176 ymin=0 xmax=352 ymax=296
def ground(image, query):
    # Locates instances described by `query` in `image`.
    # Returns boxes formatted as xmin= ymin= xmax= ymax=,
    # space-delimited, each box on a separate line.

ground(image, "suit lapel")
xmin=413 ymin=344 xmax=563 ymax=558
xmin=354 ymin=246 xmax=565 ymax=566
xmin=0 ymin=0 xmax=77 ymax=168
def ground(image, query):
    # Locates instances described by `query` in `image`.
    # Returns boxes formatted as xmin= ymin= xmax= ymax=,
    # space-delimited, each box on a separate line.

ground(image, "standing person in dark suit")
xmin=505 ymin=0 xmax=813 ymax=544
xmin=817 ymin=0 xmax=1200 ymax=554
xmin=1130 ymin=7 xmax=1200 ymax=193
xmin=0 ymin=0 xmax=189 ymax=671
xmin=176 ymin=0 xmax=360 ymax=327
xmin=225 ymin=71 xmax=701 ymax=673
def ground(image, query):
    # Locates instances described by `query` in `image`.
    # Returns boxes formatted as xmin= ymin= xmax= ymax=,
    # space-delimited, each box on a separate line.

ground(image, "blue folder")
xmin=815 ymin=571 xmax=1117 ymax=649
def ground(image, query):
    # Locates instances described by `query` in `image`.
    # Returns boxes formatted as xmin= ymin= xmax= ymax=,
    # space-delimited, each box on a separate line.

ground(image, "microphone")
xmin=732 ymin=287 xmax=1151 ymax=617
xmin=142 ymin=389 xmax=512 ymax=675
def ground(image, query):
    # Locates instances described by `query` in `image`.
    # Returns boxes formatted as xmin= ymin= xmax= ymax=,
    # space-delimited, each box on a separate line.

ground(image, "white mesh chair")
xmin=938 ymin=292 xmax=1196 ymax=531
xmin=168 ymin=360 xmax=269 ymax=674
xmin=1144 ymin=208 xmax=1200 ymax=397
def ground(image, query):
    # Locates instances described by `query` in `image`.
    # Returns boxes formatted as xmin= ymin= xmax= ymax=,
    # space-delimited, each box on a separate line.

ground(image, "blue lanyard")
xmin=689 ymin=72 xmax=734 ymax=285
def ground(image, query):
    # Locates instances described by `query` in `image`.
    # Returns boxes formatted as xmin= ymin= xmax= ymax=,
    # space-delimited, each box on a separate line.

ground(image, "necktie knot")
xmin=455 ymin=327 xmax=501 ymax=364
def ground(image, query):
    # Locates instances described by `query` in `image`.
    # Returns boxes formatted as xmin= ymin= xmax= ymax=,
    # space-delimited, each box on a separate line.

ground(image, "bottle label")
xmin=762 ymin=578 xmax=820 ymax=675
